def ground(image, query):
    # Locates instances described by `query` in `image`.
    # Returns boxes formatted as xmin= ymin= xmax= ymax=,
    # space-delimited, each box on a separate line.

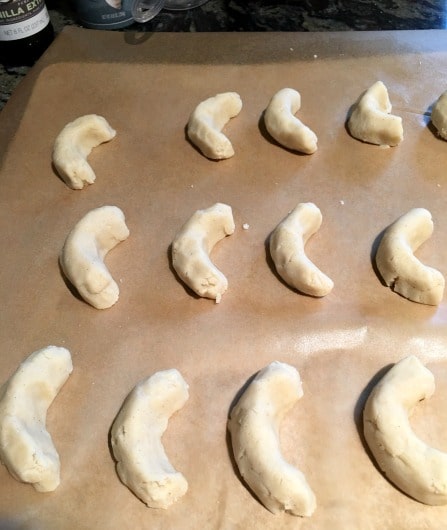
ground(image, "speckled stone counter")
xmin=1 ymin=0 xmax=446 ymax=110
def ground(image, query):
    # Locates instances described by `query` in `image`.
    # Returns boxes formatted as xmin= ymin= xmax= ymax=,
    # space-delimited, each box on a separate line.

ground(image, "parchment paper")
xmin=1 ymin=27 xmax=447 ymax=529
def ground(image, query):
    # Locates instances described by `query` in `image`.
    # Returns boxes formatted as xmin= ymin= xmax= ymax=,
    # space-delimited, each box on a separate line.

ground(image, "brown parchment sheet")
xmin=2 ymin=28 xmax=447 ymax=530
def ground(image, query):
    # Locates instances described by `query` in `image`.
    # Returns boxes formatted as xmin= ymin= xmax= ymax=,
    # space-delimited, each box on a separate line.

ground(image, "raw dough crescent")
xmin=52 ymin=114 xmax=116 ymax=189
xmin=111 ymin=369 xmax=189 ymax=509
xmin=375 ymin=207 xmax=444 ymax=305
xmin=264 ymin=88 xmax=318 ymax=154
xmin=228 ymin=361 xmax=316 ymax=517
xmin=187 ymin=92 xmax=242 ymax=160
xmin=0 ymin=346 xmax=73 ymax=492
xmin=347 ymin=81 xmax=403 ymax=146
xmin=60 ymin=205 xmax=130 ymax=309
xmin=171 ymin=202 xmax=235 ymax=303
xmin=269 ymin=202 xmax=333 ymax=297
xmin=431 ymin=90 xmax=447 ymax=140
xmin=364 ymin=355 xmax=447 ymax=505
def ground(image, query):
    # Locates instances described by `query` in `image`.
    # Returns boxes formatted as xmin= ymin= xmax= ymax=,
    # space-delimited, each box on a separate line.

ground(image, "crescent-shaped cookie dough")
xmin=347 ymin=81 xmax=403 ymax=146
xmin=264 ymin=88 xmax=318 ymax=154
xmin=364 ymin=355 xmax=447 ymax=505
xmin=228 ymin=361 xmax=316 ymax=517
xmin=0 ymin=346 xmax=73 ymax=492
xmin=60 ymin=205 xmax=130 ymax=309
xmin=52 ymin=114 xmax=116 ymax=190
xmin=431 ymin=90 xmax=447 ymax=140
xmin=171 ymin=202 xmax=235 ymax=303
xmin=111 ymin=369 xmax=189 ymax=509
xmin=269 ymin=202 xmax=333 ymax=297
xmin=187 ymin=92 xmax=242 ymax=160
xmin=375 ymin=207 xmax=444 ymax=305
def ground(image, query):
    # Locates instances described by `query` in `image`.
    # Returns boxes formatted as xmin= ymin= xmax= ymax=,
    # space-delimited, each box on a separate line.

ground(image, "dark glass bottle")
xmin=0 ymin=0 xmax=54 ymax=67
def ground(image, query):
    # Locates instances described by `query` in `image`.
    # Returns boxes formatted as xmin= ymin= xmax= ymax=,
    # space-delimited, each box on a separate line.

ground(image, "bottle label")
xmin=75 ymin=0 xmax=134 ymax=30
xmin=0 ymin=0 xmax=50 ymax=41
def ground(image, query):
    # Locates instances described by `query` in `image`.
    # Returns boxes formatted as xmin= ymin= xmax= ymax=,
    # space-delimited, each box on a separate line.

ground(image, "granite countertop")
xmin=1 ymin=0 xmax=446 ymax=110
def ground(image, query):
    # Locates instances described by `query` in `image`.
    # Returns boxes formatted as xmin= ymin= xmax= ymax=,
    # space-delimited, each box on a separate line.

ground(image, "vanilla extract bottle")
xmin=0 ymin=0 xmax=54 ymax=67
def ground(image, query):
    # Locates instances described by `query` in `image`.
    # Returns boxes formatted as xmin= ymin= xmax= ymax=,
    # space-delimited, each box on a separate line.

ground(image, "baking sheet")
xmin=1 ymin=27 xmax=447 ymax=529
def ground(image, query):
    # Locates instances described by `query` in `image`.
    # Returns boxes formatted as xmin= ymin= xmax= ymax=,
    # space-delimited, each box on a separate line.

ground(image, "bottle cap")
xmin=132 ymin=0 xmax=165 ymax=22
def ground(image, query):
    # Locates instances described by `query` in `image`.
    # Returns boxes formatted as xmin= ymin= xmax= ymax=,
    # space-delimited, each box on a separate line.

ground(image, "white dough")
xmin=0 ymin=346 xmax=73 ymax=492
xmin=375 ymin=207 xmax=444 ymax=305
xmin=187 ymin=92 xmax=242 ymax=159
xmin=264 ymin=88 xmax=318 ymax=154
xmin=52 ymin=114 xmax=116 ymax=190
xmin=228 ymin=361 xmax=316 ymax=517
xmin=364 ymin=355 xmax=447 ymax=505
xmin=60 ymin=205 xmax=130 ymax=309
xmin=431 ymin=90 xmax=447 ymax=140
xmin=347 ymin=81 xmax=403 ymax=146
xmin=111 ymin=369 xmax=189 ymax=509
xmin=269 ymin=202 xmax=333 ymax=297
xmin=171 ymin=202 xmax=235 ymax=303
